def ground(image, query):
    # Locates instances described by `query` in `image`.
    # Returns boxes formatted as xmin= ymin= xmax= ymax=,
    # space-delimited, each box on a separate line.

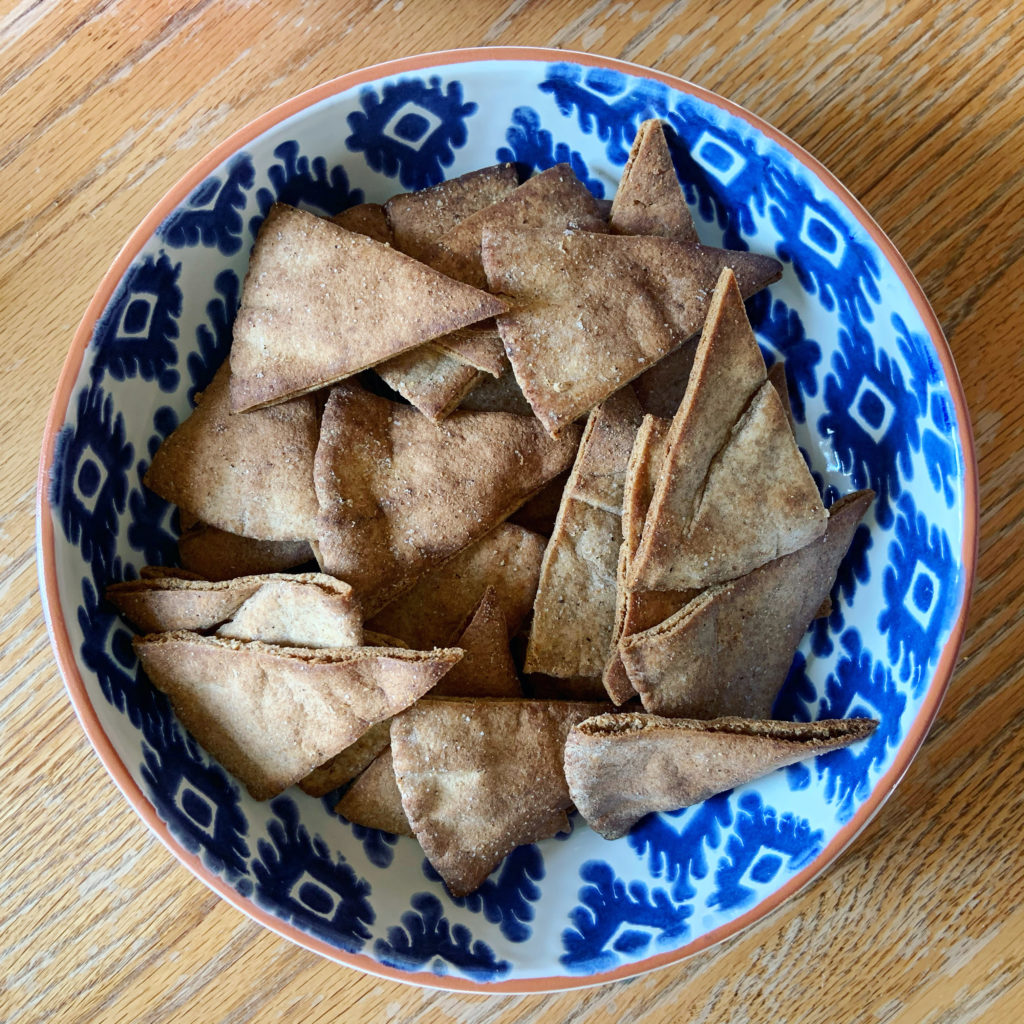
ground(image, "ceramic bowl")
xmin=38 ymin=48 xmax=976 ymax=992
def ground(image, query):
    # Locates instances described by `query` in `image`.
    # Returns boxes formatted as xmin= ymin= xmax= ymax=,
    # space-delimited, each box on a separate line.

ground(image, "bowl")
xmin=37 ymin=47 xmax=976 ymax=992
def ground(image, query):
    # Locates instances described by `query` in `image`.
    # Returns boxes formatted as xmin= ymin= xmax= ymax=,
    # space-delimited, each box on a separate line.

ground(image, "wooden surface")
xmin=3 ymin=1 xmax=1022 ymax=1020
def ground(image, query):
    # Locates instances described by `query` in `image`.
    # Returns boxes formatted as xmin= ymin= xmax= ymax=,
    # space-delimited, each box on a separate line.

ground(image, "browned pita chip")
xmin=621 ymin=490 xmax=874 ymax=718
xmin=525 ymin=389 xmax=642 ymax=680
xmin=768 ymin=360 xmax=796 ymax=435
xmin=375 ymin=344 xmax=484 ymax=422
xmin=334 ymin=746 xmax=413 ymax=836
xmin=133 ymin=631 xmax=462 ymax=800
xmin=314 ymin=383 xmax=580 ymax=612
xmin=229 ymin=204 xmax=507 ymax=411
xmin=144 ymin=361 xmax=318 ymax=541
xmin=365 ymin=523 xmax=545 ymax=647
xmin=482 ymin=228 xmax=782 ymax=435
xmin=631 ymin=341 xmax=697 ymax=418
xmin=138 ymin=565 xmax=206 ymax=581
xmin=384 ymin=163 xmax=519 ymax=263
xmin=433 ymin=587 xmax=522 ymax=698
xmin=299 ymin=719 xmax=392 ymax=797
xmin=632 ymin=268 xmax=825 ymax=591
xmin=331 ymin=202 xmax=393 ymax=244
xmin=610 ymin=119 xmax=698 ymax=242
xmin=565 ymin=713 xmax=879 ymax=838
xmin=432 ymin=326 xmax=506 ymax=377
xmin=178 ymin=521 xmax=314 ymax=580
xmin=432 ymin=164 xmax=608 ymax=289
xmin=390 ymin=697 xmax=610 ymax=896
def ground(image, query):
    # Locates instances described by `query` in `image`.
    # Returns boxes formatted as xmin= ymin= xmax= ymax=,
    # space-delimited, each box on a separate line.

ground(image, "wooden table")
xmin=4 ymin=1 xmax=1021 ymax=1020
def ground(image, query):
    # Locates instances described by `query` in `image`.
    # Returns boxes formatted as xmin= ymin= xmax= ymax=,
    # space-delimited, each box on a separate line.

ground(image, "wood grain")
xmin=3 ymin=0 xmax=1022 ymax=1020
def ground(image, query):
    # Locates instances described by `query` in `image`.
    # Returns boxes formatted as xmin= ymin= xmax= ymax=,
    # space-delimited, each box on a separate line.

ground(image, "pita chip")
xmin=631 ymin=341 xmax=697 ymax=418
xmin=331 ymin=202 xmax=393 ymax=244
xmin=375 ymin=343 xmax=484 ymax=422
xmin=133 ymin=631 xmax=462 ymax=800
xmin=335 ymin=746 xmax=413 ymax=836
xmin=314 ymin=383 xmax=580 ymax=613
xmin=178 ymin=520 xmax=314 ymax=580
xmin=509 ymin=470 xmax=570 ymax=537
xmin=565 ymin=712 xmax=879 ymax=839
xmin=390 ymin=697 xmax=610 ymax=896
xmin=365 ymin=523 xmax=546 ymax=647
xmin=144 ymin=361 xmax=318 ymax=541
xmin=610 ymin=119 xmax=698 ymax=242
xmin=229 ymin=204 xmax=507 ymax=411
xmin=482 ymin=228 xmax=782 ymax=435
xmin=433 ymin=587 xmax=522 ymax=698
xmin=458 ymin=359 xmax=536 ymax=417
xmin=432 ymin=326 xmax=506 ymax=377
xmin=620 ymin=490 xmax=874 ymax=719
xmin=299 ymin=719 xmax=392 ymax=797
xmin=631 ymin=268 xmax=825 ymax=591
xmin=525 ymin=388 xmax=643 ymax=680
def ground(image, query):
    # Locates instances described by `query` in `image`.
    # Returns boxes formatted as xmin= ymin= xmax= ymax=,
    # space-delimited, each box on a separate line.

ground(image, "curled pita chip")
xmin=482 ymin=228 xmax=782 ymax=435
xmin=178 ymin=521 xmax=314 ymax=580
xmin=375 ymin=344 xmax=484 ymax=422
xmin=365 ymin=523 xmax=545 ymax=647
xmin=330 ymin=202 xmax=393 ymax=244
xmin=390 ymin=697 xmax=610 ymax=896
xmin=229 ymin=204 xmax=507 ymax=411
xmin=144 ymin=361 xmax=319 ymax=541
xmin=631 ymin=269 xmax=825 ymax=590
xmin=134 ymin=631 xmax=462 ymax=800
xmin=621 ymin=490 xmax=874 ymax=719
xmin=299 ymin=719 xmax=392 ymax=797
xmin=525 ymin=389 xmax=642 ymax=680
xmin=314 ymin=384 xmax=580 ymax=612
xmin=335 ymin=746 xmax=412 ymax=836
xmin=610 ymin=119 xmax=698 ymax=242
xmin=565 ymin=713 xmax=879 ymax=839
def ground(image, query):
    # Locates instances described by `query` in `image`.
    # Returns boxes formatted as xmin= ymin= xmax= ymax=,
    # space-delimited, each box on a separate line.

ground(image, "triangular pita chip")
xmin=431 ymin=164 xmax=609 ymax=289
xmin=482 ymin=228 xmax=782 ymax=435
xmin=314 ymin=384 xmax=580 ymax=612
xmin=331 ymin=202 xmax=393 ymax=244
xmin=432 ymin=326 xmax=506 ymax=377
xmin=433 ymin=587 xmax=522 ymax=698
xmin=365 ymin=523 xmax=545 ymax=647
xmin=178 ymin=520 xmax=314 ymax=580
xmin=565 ymin=712 xmax=879 ymax=839
xmin=620 ymin=490 xmax=874 ymax=718
xmin=525 ymin=388 xmax=642 ymax=680
xmin=133 ymin=631 xmax=462 ymax=800
xmin=229 ymin=204 xmax=507 ymax=411
xmin=632 ymin=268 xmax=825 ymax=590
xmin=631 ymin=341 xmax=697 ymax=418
xmin=334 ymin=746 xmax=413 ymax=836
xmin=375 ymin=343 xmax=484 ymax=422
xmin=390 ymin=697 xmax=610 ymax=896
xmin=610 ymin=119 xmax=698 ymax=242
xmin=144 ymin=360 xmax=318 ymax=541
xmin=299 ymin=719 xmax=392 ymax=797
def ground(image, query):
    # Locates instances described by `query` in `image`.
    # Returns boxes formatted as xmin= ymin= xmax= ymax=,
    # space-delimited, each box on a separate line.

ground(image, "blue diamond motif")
xmin=384 ymin=103 xmax=443 ymax=149
xmin=690 ymin=129 xmax=747 ymax=186
xmin=905 ymin=559 xmax=940 ymax=630
xmin=848 ymin=377 xmax=896 ymax=443
xmin=798 ymin=206 xmax=847 ymax=268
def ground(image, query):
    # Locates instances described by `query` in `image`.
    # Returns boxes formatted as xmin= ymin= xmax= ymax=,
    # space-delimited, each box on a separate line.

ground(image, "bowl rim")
xmin=36 ymin=45 xmax=978 ymax=994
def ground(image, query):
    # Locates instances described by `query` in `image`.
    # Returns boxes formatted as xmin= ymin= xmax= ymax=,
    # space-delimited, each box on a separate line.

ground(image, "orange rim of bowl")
xmin=36 ymin=46 xmax=978 ymax=994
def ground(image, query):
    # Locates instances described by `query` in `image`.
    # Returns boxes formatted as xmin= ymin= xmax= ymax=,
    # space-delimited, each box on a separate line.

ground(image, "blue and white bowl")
xmin=38 ymin=49 xmax=976 ymax=992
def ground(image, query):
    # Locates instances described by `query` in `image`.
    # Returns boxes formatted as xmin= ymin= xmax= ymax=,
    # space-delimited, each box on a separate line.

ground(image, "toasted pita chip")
xmin=229 ymin=204 xmax=507 ymax=411
xmin=375 ymin=344 xmax=484 ymax=422
xmin=138 ymin=565 xmax=206 ymax=581
xmin=621 ymin=490 xmax=874 ymax=718
xmin=384 ymin=163 xmax=520 ymax=263
xmin=631 ymin=341 xmax=697 ymax=418
xmin=610 ymin=119 xmax=698 ymax=242
xmin=458 ymin=359 xmax=536 ymax=417
xmin=314 ymin=383 xmax=580 ymax=612
xmin=144 ymin=361 xmax=318 ymax=541
xmin=178 ymin=521 xmax=315 ymax=581
xmin=482 ymin=228 xmax=782 ymax=435
xmin=299 ymin=719 xmax=392 ymax=797
xmin=433 ymin=587 xmax=522 ymax=698
xmin=432 ymin=326 xmax=506 ymax=377
xmin=335 ymin=746 xmax=413 ymax=836
xmin=390 ymin=697 xmax=610 ymax=896
xmin=133 ymin=631 xmax=462 ymax=800
xmin=214 ymin=574 xmax=363 ymax=648
xmin=331 ymin=202 xmax=393 ymax=244
xmin=565 ymin=713 xmax=879 ymax=838
xmin=768 ymin=360 xmax=797 ymax=435
xmin=365 ymin=523 xmax=546 ymax=647
xmin=525 ymin=389 xmax=643 ymax=680
xmin=432 ymin=164 xmax=608 ymax=289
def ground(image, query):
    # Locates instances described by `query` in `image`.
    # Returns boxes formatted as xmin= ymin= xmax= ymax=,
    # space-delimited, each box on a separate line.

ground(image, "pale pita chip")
xmin=365 ymin=523 xmax=546 ymax=647
xmin=299 ymin=719 xmax=392 ymax=797
xmin=178 ymin=521 xmax=314 ymax=580
xmin=390 ymin=697 xmax=609 ymax=896
xmin=565 ymin=713 xmax=879 ymax=838
xmin=314 ymin=383 xmax=580 ymax=612
xmin=334 ymin=746 xmax=413 ymax=836
xmin=482 ymin=228 xmax=782 ymax=435
xmin=144 ymin=361 xmax=318 ymax=541
xmin=525 ymin=389 xmax=642 ymax=680
xmin=229 ymin=204 xmax=507 ymax=411
xmin=331 ymin=202 xmax=393 ymax=244
xmin=620 ymin=490 xmax=874 ymax=718
xmin=375 ymin=344 xmax=484 ymax=422
xmin=133 ymin=631 xmax=462 ymax=800
xmin=610 ymin=119 xmax=698 ymax=242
